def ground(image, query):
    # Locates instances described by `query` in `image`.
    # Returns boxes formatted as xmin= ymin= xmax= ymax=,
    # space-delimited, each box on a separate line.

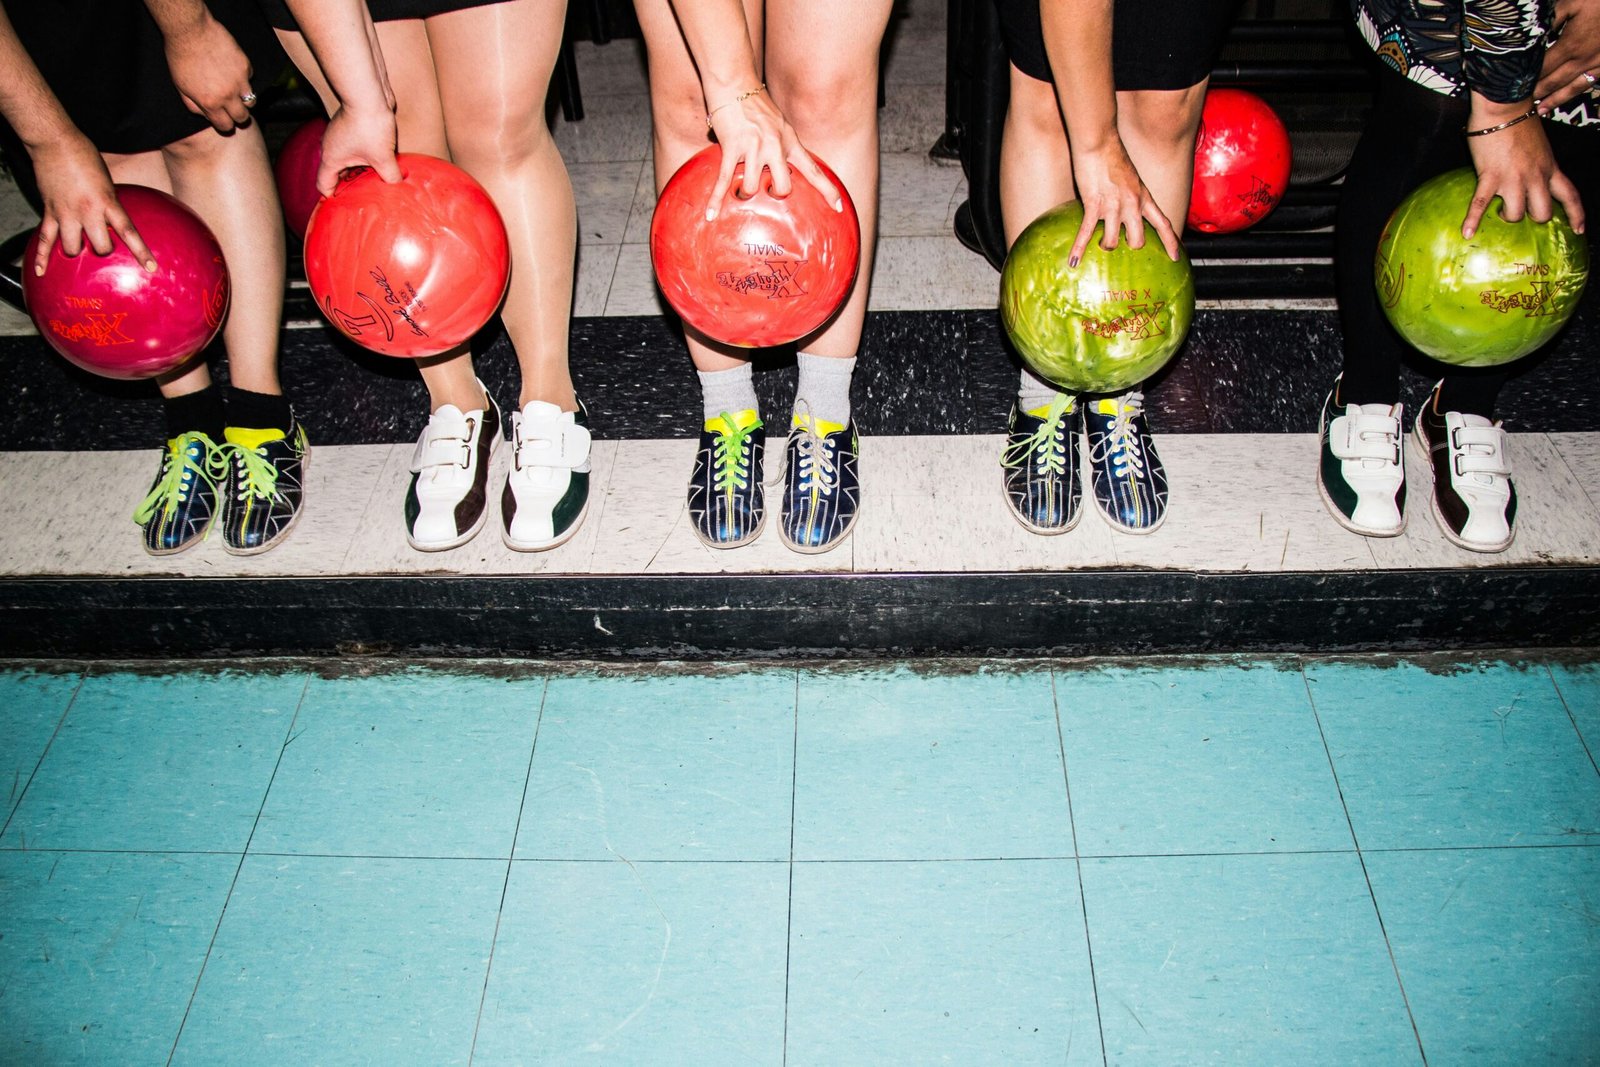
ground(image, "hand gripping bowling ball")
xmin=23 ymin=185 xmax=228 ymax=380
xmin=650 ymin=145 xmax=860 ymax=348
xmin=304 ymin=153 xmax=510 ymax=359
xmin=1001 ymin=201 xmax=1195 ymax=395
xmin=274 ymin=117 xmax=327 ymax=241
xmin=1375 ymin=167 xmax=1589 ymax=367
xmin=1188 ymin=88 xmax=1292 ymax=234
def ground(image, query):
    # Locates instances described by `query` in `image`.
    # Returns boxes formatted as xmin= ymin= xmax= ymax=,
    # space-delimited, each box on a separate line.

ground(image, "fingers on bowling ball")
xmin=652 ymin=144 xmax=861 ymax=349
xmin=1375 ymin=166 xmax=1589 ymax=368
xmin=303 ymin=153 xmax=511 ymax=359
xmin=1002 ymin=199 xmax=1195 ymax=395
xmin=1188 ymin=88 xmax=1292 ymax=234
xmin=24 ymin=185 xmax=228 ymax=380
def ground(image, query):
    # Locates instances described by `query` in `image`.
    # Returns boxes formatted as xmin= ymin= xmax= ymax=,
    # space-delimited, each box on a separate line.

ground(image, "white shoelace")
xmin=1090 ymin=391 xmax=1147 ymax=479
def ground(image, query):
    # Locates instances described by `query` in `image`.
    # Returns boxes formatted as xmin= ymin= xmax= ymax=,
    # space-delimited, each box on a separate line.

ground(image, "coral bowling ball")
xmin=304 ymin=153 xmax=510 ymax=359
xmin=650 ymin=145 xmax=860 ymax=348
xmin=23 ymin=185 xmax=228 ymax=380
xmin=1188 ymin=88 xmax=1292 ymax=234
xmin=1001 ymin=200 xmax=1195 ymax=395
xmin=274 ymin=117 xmax=327 ymax=241
xmin=1375 ymin=167 xmax=1589 ymax=367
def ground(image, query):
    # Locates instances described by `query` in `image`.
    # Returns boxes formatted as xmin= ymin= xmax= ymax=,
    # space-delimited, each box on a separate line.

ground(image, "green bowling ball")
xmin=1000 ymin=200 xmax=1195 ymax=395
xmin=1375 ymin=167 xmax=1589 ymax=367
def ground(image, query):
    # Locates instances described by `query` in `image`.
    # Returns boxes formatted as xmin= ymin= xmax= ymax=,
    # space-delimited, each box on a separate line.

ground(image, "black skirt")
xmin=259 ymin=0 xmax=514 ymax=31
xmin=995 ymin=0 xmax=1242 ymax=91
xmin=0 ymin=0 xmax=286 ymax=155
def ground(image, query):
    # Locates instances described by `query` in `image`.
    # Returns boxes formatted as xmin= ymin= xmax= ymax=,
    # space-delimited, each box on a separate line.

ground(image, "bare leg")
xmin=764 ymin=0 xmax=893 ymax=358
xmin=635 ymin=0 xmax=765 ymax=373
xmin=157 ymin=122 xmax=285 ymax=397
xmin=102 ymin=148 xmax=214 ymax=400
xmin=1114 ymin=81 xmax=1209 ymax=226
xmin=999 ymin=63 xmax=1075 ymax=247
xmin=426 ymin=0 xmax=576 ymax=411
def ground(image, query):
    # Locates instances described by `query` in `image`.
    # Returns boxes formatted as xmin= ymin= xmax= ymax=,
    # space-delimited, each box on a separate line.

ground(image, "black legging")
xmin=1336 ymin=66 xmax=1599 ymax=416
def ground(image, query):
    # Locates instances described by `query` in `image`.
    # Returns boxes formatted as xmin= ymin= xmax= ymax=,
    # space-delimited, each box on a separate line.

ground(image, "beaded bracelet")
xmin=706 ymin=85 xmax=766 ymax=130
xmin=1464 ymin=108 xmax=1538 ymax=137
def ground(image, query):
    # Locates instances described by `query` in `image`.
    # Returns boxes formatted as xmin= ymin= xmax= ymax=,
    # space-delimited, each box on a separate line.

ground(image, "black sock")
xmin=163 ymin=386 xmax=226 ymax=442
xmin=226 ymin=388 xmax=294 ymax=433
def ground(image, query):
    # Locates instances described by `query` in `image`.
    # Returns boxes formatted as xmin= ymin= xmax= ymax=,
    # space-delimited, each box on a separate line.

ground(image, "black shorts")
xmin=260 ymin=0 xmax=512 ymax=31
xmin=0 ymin=0 xmax=285 ymax=155
xmin=995 ymin=0 xmax=1241 ymax=91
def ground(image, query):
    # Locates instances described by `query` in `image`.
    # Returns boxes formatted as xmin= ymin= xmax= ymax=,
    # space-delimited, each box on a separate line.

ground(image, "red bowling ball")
xmin=23 ymin=185 xmax=228 ymax=380
xmin=303 ymin=153 xmax=510 ymax=359
xmin=1188 ymin=88 xmax=1292 ymax=234
xmin=274 ymin=117 xmax=327 ymax=241
xmin=650 ymin=145 xmax=860 ymax=348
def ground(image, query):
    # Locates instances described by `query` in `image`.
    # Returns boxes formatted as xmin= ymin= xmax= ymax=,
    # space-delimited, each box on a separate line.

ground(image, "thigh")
xmin=374 ymin=18 xmax=451 ymax=157
xmin=423 ymin=0 xmax=565 ymax=147
xmin=763 ymin=0 xmax=893 ymax=98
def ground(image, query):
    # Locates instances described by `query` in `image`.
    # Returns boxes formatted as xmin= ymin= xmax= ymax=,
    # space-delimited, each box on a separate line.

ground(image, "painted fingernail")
xmin=1068 ymin=255 xmax=1080 ymax=269
xmin=833 ymin=199 xmax=843 ymax=212
xmin=705 ymin=208 xmax=717 ymax=221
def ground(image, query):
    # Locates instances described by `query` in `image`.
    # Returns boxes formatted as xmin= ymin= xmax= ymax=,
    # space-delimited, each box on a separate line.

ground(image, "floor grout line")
xmin=1546 ymin=662 xmax=1600 ymax=781
xmin=781 ymin=668 xmax=800 ymax=1066
xmin=468 ymin=674 xmax=550 ymax=1065
xmin=0 ymin=671 xmax=84 ymax=843
xmin=1301 ymin=663 xmax=1430 ymax=1067
xmin=165 ymin=671 xmax=314 ymax=1067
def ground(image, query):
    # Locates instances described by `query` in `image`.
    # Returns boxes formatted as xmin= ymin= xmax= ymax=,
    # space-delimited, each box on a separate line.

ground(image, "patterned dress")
xmin=1352 ymin=0 xmax=1599 ymax=128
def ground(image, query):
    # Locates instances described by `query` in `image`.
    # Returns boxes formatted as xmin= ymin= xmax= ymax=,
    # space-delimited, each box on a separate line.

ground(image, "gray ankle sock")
xmin=794 ymin=351 xmax=857 ymax=426
xmin=698 ymin=363 xmax=759 ymax=424
xmin=1018 ymin=366 xmax=1065 ymax=414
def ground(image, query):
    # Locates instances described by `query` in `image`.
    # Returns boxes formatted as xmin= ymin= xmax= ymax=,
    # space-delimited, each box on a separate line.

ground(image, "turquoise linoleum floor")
xmin=2 ymin=656 xmax=1597 ymax=1065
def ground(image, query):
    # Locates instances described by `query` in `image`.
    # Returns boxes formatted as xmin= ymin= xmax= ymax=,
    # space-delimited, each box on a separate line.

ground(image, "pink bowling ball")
xmin=275 ymin=117 xmax=327 ymax=240
xmin=24 ymin=185 xmax=229 ymax=380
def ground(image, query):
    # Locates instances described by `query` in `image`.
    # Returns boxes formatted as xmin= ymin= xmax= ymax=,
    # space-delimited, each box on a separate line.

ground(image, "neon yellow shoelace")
xmin=711 ymin=411 xmax=762 ymax=494
xmin=1001 ymin=393 xmax=1073 ymax=477
xmin=231 ymin=440 xmax=283 ymax=502
xmin=132 ymin=432 xmax=226 ymax=524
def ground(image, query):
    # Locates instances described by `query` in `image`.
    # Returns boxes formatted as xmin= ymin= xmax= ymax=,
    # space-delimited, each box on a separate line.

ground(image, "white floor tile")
xmin=879 ymin=84 xmax=948 ymax=155
xmin=571 ymin=160 xmax=646 ymax=245
xmin=552 ymin=92 xmax=652 ymax=164
xmin=603 ymin=244 xmax=670 ymax=317
xmin=573 ymin=242 xmax=621 ymax=318
xmin=570 ymin=39 xmax=650 ymax=98
xmin=1549 ymin=432 xmax=1600 ymax=515
xmin=869 ymin=235 xmax=1000 ymax=311
xmin=878 ymin=152 xmax=967 ymax=238
xmin=622 ymin=156 xmax=661 ymax=244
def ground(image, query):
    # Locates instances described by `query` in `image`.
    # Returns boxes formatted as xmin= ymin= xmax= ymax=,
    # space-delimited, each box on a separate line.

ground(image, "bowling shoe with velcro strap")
xmin=1083 ymin=391 xmax=1168 ymax=534
xmin=220 ymin=420 xmax=309 ymax=555
xmin=502 ymin=400 xmax=592 ymax=552
xmin=688 ymin=409 xmax=766 ymax=549
xmin=778 ymin=407 xmax=860 ymax=554
xmin=1316 ymin=380 xmax=1405 ymax=538
xmin=1412 ymin=389 xmax=1516 ymax=553
xmin=133 ymin=431 xmax=227 ymax=555
xmin=1000 ymin=393 xmax=1081 ymax=534
xmin=405 ymin=388 xmax=502 ymax=552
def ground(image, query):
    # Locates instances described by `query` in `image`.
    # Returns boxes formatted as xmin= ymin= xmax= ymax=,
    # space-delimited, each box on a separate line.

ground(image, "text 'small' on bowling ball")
xmin=1375 ymin=167 xmax=1589 ymax=368
xmin=304 ymin=153 xmax=510 ymax=359
xmin=1001 ymin=200 xmax=1195 ymax=396
xmin=1187 ymin=88 xmax=1292 ymax=235
xmin=274 ymin=117 xmax=328 ymax=241
xmin=23 ymin=185 xmax=229 ymax=381
xmin=650 ymin=145 xmax=861 ymax=349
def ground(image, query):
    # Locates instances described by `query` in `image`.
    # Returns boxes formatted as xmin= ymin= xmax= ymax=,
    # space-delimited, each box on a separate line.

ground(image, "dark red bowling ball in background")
xmin=303 ymin=153 xmax=510 ymax=359
xmin=274 ymin=117 xmax=327 ymax=241
xmin=1188 ymin=88 xmax=1293 ymax=234
xmin=23 ymin=185 xmax=228 ymax=380
xmin=650 ymin=145 xmax=860 ymax=348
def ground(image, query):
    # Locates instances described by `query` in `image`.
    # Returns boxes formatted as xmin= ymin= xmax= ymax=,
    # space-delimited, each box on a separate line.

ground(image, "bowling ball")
xmin=304 ymin=153 xmax=510 ymax=359
xmin=1001 ymin=200 xmax=1195 ymax=395
xmin=1375 ymin=167 xmax=1589 ymax=367
xmin=650 ymin=145 xmax=860 ymax=348
xmin=1188 ymin=88 xmax=1292 ymax=234
xmin=274 ymin=117 xmax=327 ymax=240
xmin=23 ymin=185 xmax=229 ymax=380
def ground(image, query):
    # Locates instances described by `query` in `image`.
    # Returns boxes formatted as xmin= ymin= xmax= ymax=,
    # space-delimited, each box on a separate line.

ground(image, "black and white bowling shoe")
xmin=502 ymin=400 xmax=592 ymax=552
xmin=405 ymin=385 xmax=501 ymax=552
xmin=1412 ymin=386 xmax=1516 ymax=553
xmin=1317 ymin=378 xmax=1405 ymax=538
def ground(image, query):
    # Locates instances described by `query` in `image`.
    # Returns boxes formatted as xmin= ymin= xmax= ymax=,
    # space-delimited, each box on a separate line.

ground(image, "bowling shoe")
xmin=220 ymin=420 xmax=309 ymax=555
xmin=778 ymin=408 xmax=860 ymax=554
xmin=405 ymin=386 xmax=502 ymax=552
xmin=502 ymin=400 xmax=592 ymax=552
xmin=1316 ymin=380 xmax=1405 ymax=538
xmin=133 ymin=431 xmax=227 ymax=555
xmin=1083 ymin=391 xmax=1168 ymax=534
xmin=1412 ymin=388 xmax=1516 ymax=553
xmin=1000 ymin=393 xmax=1081 ymax=534
xmin=688 ymin=409 xmax=766 ymax=549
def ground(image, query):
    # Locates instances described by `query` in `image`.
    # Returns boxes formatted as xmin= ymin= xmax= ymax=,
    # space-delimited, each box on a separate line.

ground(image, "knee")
xmin=445 ymin=106 xmax=554 ymax=173
xmin=1119 ymin=85 xmax=1208 ymax=154
xmin=160 ymin=124 xmax=231 ymax=165
xmin=650 ymin=79 xmax=715 ymax=154
xmin=1005 ymin=70 xmax=1066 ymax=144
xmin=768 ymin=65 xmax=879 ymax=141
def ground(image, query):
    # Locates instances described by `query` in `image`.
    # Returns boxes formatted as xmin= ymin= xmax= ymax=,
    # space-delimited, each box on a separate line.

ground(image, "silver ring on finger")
xmin=241 ymin=91 xmax=258 ymax=107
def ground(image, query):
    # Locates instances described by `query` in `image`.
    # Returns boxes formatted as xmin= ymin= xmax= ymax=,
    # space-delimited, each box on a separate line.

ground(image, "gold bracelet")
xmin=1464 ymin=108 xmax=1538 ymax=137
xmin=706 ymin=84 xmax=766 ymax=130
